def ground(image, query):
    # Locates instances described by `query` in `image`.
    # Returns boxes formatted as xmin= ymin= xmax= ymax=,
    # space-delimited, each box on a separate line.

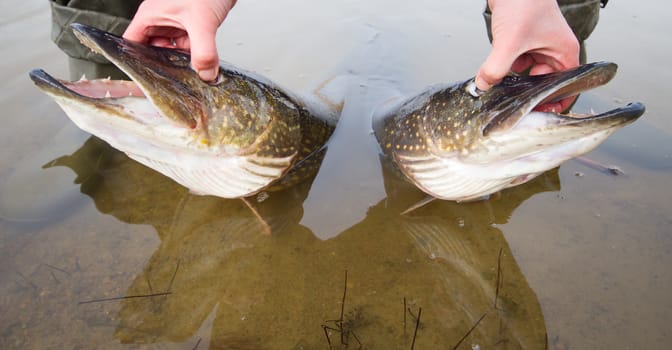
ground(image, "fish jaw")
xmin=28 ymin=69 xmax=186 ymax=144
xmin=480 ymin=61 xmax=620 ymax=136
xmin=71 ymin=23 xmax=207 ymax=130
xmin=474 ymin=102 xmax=645 ymax=164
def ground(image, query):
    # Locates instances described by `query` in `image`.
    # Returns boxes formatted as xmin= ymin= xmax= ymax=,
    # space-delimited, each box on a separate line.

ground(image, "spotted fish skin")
xmin=30 ymin=24 xmax=337 ymax=198
xmin=374 ymin=62 xmax=645 ymax=201
xmin=375 ymin=83 xmax=487 ymax=159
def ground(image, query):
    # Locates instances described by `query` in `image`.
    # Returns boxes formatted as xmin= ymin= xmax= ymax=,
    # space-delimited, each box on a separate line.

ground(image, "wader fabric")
xmin=49 ymin=0 xmax=142 ymax=80
xmin=50 ymin=0 xmax=605 ymax=79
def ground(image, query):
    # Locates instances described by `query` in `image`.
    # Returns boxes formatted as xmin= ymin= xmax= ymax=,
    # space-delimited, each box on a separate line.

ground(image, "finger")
xmin=554 ymin=38 xmax=581 ymax=70
xmin=510 ymin=55 xmax=534 ymax=74
xmin=529 ymin=63 xmax=556 ymax=76
xmin=475 ymin=43 xmax=521 ymax=91
xmin=186 ymin=22 xmax=220 ymax=81
xmin=123 ymin=1 xmax=157 ymax=44
xmin=123 ymin=18 xmax=151 ymax=43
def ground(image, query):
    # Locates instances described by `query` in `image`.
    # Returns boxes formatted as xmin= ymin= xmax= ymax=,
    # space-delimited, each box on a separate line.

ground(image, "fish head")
xmin=30 ymin=23 xmax=308 ymax=198
xmin=31 ymin=23 xmax=303 ymax=153
xmin=375 ymin=62 xmax=645 ymax=201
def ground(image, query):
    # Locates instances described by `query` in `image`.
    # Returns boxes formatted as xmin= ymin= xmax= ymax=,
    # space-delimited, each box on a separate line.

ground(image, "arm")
xmin=123 ymin=0 xmax=238 ymax=81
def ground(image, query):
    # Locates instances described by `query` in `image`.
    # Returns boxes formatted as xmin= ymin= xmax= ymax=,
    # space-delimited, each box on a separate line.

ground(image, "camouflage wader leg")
xmin=49 ymin=0 xmax=142 ymax=80
xmin=483 ymin=0 xmax=608 ymax=64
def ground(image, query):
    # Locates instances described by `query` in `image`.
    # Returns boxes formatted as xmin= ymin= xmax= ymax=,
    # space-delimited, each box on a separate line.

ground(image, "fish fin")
xmin=573 ymin=156 xmax=626 ymax=176
xmin=401 ymin=195 xmax=437 ymax=215
xmin=241 ymin=197 xmax=272 ymax=235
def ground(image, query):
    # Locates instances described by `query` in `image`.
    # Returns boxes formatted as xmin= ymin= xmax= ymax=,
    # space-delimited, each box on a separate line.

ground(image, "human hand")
xmin=475 ymin=0 xmax=580 ymax=112
xmin=123 ymin=0 xmax=237 ymax=82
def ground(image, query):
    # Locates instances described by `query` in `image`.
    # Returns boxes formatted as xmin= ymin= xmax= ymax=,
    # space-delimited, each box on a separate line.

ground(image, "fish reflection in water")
xmin=48 ymin=137 xmax=560 ymax=349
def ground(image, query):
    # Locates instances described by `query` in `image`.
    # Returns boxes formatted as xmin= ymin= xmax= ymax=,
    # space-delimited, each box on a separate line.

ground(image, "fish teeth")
xmin=104 ymin=76 xmax=111 ymax=81
xmin=105 ymin=90 xmax=111 ymax=98
xmin=79 ymin=74 xmax=87 ymax=82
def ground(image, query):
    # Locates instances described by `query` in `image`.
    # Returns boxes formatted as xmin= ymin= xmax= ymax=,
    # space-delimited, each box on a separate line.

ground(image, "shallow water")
xmin=1 ymin=0 xmax=671 ymax=349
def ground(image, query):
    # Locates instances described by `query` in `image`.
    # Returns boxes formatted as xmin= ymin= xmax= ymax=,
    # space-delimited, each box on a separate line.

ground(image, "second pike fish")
xmin=374 ymin=62 xmax=645 ymax=201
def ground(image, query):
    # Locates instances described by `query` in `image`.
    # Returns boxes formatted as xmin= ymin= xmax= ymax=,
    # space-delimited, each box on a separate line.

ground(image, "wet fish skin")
xmin=374 ymin=62 xmax=645 ymax=201
xmin=30 ymin=24 xmax=337 ymax=198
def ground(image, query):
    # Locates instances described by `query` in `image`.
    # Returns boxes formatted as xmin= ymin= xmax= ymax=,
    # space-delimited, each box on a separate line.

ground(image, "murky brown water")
xmin=1 ymin=0 xmax=671 ymax=349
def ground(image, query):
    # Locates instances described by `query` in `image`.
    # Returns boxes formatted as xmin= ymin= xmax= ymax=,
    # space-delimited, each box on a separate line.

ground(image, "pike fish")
xmin=374 ymin=62 xmax=645 ymax=201
xmin=30 ymin=23 xmax=337 ymax=198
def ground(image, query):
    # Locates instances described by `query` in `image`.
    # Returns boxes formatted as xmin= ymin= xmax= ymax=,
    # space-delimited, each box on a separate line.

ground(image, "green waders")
xmin=49 ymin=0 xmax=142 ymax=80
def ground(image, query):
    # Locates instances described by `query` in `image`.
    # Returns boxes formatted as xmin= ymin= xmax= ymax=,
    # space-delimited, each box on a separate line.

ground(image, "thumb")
xmin=187 ymin=23 xmax=220 ymax=82
xmin=475 ymin=43 xmax=519 ymax=91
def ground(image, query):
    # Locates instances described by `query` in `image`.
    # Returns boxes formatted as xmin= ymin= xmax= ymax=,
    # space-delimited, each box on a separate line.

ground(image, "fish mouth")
xmin=29 ymin=23 xmax=205 ymax=129
xmin=481 ymin=62 xmax=645 ymax=136
xmin=29 ymin=68 xmax=149 ymax=118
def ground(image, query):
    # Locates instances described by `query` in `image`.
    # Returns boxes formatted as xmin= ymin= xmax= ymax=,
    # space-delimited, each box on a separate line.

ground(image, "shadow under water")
xmin=44 ymin=135 xmax=561 ymax=349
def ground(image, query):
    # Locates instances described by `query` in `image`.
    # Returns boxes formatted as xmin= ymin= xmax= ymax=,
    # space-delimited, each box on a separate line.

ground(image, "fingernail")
xmin=198 ymin=68 xmax=217 ymax=82
xmin=468 ymin=80 xmax=485 ymax=97
xmin=474 ymin=77 xmax=490 ymax=92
